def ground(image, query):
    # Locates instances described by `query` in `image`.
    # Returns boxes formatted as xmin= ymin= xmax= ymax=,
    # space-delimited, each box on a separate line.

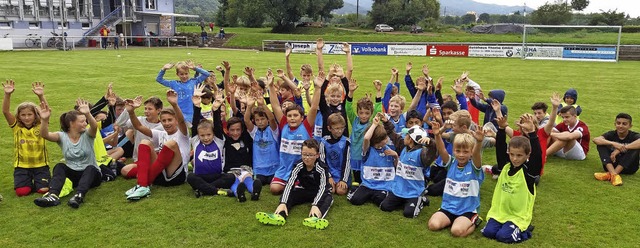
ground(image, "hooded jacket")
xmin=469 ymin=89 xmax=508 ymax=128
xmin=555 ymin=88 xmax=582 ymax=124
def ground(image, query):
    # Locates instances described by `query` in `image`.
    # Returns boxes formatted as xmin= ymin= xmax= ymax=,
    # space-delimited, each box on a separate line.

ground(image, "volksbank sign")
xmin=351 ymin=44 xmax=388 ymax=55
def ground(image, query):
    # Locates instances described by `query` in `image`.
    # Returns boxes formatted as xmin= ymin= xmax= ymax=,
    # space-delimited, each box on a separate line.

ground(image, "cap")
xmin=402 ymin=126 xmax=428 ymax=144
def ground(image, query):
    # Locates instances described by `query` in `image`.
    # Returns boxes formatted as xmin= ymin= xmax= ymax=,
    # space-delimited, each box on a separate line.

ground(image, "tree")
xmin=530 ymin=3 xmax=572 ymax=25
xmin=461 ymin=13 xmax=476 ymax=25
xmin=571 ymin=0 xmax=589 ymax=11
xmin=236 ymin=0 xmax=266 ymax=27
xmin=589 ymin=10 xmax=626 ymax=26
xmin=478 ymin=13 xmax=491 ymax=23
xmin=369 ymin=0 xmax=439 ymax=27
xmin=306 ymin=0 xmax=343 ymax=21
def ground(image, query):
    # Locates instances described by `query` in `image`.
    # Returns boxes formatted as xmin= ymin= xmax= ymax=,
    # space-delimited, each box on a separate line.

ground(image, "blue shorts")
xmin=481 ymin=218 xmax=532 ymax=243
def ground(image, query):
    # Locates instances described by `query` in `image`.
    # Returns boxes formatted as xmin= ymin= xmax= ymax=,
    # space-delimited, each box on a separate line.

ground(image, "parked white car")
xmin=375 ymin=24 xmax=394 ymax=32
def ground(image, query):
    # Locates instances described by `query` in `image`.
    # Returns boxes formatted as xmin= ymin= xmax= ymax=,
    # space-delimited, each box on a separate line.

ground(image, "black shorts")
xmin=438 ymin=208 xmax=479 ymax=224
xmin=14 ymin=166 xmax=51 ymax=189
xmin=153 ymin=165 xmax=187 ymax=187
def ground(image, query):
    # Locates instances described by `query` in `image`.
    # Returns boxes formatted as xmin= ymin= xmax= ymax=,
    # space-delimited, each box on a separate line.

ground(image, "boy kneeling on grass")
xmin=256 ymin=139 xmax=333 ymax=230
xmin=482 ymin=114 xmax=540 ymax=243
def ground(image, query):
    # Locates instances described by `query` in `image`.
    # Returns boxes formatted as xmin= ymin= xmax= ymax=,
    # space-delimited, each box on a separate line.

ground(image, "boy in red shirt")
xmin=547 ymin=106 xmax=590 ymax=160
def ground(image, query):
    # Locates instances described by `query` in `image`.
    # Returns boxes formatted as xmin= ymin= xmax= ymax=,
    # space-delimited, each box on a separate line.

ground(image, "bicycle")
xmin=47 ymin=32 xmax=62 ymax=47
xmin=25 ymin=34 xmax=42 ymax=48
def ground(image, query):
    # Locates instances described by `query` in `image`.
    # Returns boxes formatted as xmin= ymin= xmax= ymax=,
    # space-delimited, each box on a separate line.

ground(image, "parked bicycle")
xmin=47 ymin=32 xmax=62 ymax=47
xmin=25 ymin=34 xmax=42 ymax=48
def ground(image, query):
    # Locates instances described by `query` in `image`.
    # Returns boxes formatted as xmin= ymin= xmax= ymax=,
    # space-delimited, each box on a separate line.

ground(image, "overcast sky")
xmin=473 ymin=0 xmax=640 ymax=18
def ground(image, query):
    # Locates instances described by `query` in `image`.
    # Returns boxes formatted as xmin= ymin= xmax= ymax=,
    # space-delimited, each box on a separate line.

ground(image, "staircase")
xmin=76 ymin=6 xmax=123 ymax=47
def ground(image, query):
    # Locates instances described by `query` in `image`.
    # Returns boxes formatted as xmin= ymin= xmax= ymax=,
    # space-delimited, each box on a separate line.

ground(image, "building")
xmin=0 ymin=0 xmax=193 ymax=47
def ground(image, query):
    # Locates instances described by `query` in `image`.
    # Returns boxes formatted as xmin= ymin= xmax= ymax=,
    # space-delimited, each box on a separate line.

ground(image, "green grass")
xmin=178 ymin=26 xmax=640 ymax=49
xmin=1 ymin=48 xmax=639 ymax=247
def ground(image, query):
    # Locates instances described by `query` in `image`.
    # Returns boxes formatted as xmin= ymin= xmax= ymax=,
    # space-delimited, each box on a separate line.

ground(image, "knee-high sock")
xmin=146 ymin=146 xmax=175 ymax=186
xmin=244 ymin=177 xmax=255 ymax=193
xmin=136 ymin=144 xmax=152 ymax=186
xmin=230 ymin=177 xmax=240 ymax=195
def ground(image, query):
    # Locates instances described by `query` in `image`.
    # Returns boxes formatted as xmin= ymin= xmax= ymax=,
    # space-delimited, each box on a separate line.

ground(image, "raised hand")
xmin=430 ymin=121 xmax=442 ymax=135
xmin=373 ymin=80 xmax=382 ymax=92
xmin=314 ymin=71 xmax=326 ymax=88
xmin=472 ymin=127 xmax=485 ymax=142
xmin=405 ymin=62 xmax=412 ymax=73
xmin=516 ymin=113 xmax=536 ymax=133
xmin=246 ymin=95 xmax=256 ymax=107
xmin=490 ymin=99 xmax=501 ymax=112
xmin=550 ymin=92 xmax=561 ymax=107
xmin=186 ymin=60 xmax=196 ymax=70
xmin=436 ymin=77 xmax=444 ymax=91
xmin=76 ymin=98 xmax=91 ymax=115
xmin=460 ymin=71 xmax=470 ymax=81
xmin=316 ymin=38 xmax=324 ymax=51
xmin=221 ymin=61 xmax=231 ymax=71
xmin=243 ymin=67 xmax=255 ymax=77
xmin=39 ymin=101 xmax=51 ymax=120
xmin=416 ymin=77 xmax=427 ymax=91
xmin=162 ymin=63 xmax=174 ymax=71
xmin=265 ymin=69 xmax=274 ymax=87
xmin=276 ymin=69 xmax=285 ymax=78
xmin=228 ymin=83 xmax=237 ymax=95
xmin=30 ymin=81 xmax=45 ymax=96
xmin=3 ymin=80 xmax=15 ymax=94
xmin=433 ymin=107 xmax=443 ymax=123
xmin=285 ymin=46 xmax=292 ymax=57
xmin=194 ymin=83 xmax=206 ymax=97
xmin=341 ymin=42 xmax=351 ymax=54
xmin=495 ymin=116 xmax=509 ymax=129
xmin=166 ymin=90 xmax=178 ymax=105
xmin=348 ymin=78 xmax=358 ymax=93
xmin=451 ymin=79 xmax=463 ymax=95
xmin=391 ymin=67 xmax=398 ymax=76
xmin=377 ymin=111 xmax=388 ymax=123
xmin=422 ymin=65 xmax=429 ymax=76
xmin=212 ymin=91 xmax=225 ymax=110
xmin=477 ymin=89 xmax=485 ymax=101
xmin=132 ymin=95 xmax=143 ymax=109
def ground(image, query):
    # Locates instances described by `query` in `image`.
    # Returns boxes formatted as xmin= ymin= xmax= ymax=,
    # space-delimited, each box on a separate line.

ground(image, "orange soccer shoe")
xmin=611 ymin=174 xmax=623 ymax=186
xmin=593 ymin=172 xmax=611 ymax=181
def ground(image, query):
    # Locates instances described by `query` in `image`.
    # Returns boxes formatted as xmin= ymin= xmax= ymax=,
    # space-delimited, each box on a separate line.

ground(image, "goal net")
xmin=522 ymin=25 xmax=621 ymax=62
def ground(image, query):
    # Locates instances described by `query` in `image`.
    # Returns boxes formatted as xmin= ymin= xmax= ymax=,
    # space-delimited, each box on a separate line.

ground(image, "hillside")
xmin=340 ymin=0 xmax=535 ymax=16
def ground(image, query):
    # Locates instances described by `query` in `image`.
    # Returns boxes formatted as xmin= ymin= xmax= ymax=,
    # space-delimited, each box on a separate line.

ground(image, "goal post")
xmin=522 ymin=25 xmax=622 ymax=62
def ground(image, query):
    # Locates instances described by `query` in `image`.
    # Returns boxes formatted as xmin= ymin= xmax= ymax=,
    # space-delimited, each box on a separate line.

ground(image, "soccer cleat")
xmin=351 ymin=182 xmax=360 ymax=187
xmin=217 ymin=189 xmax=229 ymax=196
xmin=251 ymin=180 xmax=262 ymax=201
xmin=303 ymin=217 xmax=329 ymax=230
xmin=611 ymin=174 xmax=623 ymax=186
xmin=594 ymin=172 xmax=611 ymax=181
xmin=125 ymin=185 xmax=140 ymax=196
xmin=127 ymin=186 xmax=151 ymax=201
xmin=481 ymin=165 xmax=493 ymax=175
xmin=34 ymin=192 xmax=60 ymax=207
xmin=255 ymin=212 xmax=286 ymax=226
xmin=67 ymin=193 xmax=84 ymax=208
xmin=236 ymin=183 xmax=247 ymax=203
xmin=194 ymin=189 xmax=202 ymax=198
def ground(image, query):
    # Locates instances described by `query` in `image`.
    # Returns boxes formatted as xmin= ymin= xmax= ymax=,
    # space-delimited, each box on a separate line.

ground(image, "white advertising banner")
xmin=468 ymin=45 xmax=517 ymax=58
xmin=387 ymin=45 xmax=427 ymax=56
xmin=522 ymin=46 xmax=563 ymax=59
xmin=288 ymin=42 xmax=346 ymax=54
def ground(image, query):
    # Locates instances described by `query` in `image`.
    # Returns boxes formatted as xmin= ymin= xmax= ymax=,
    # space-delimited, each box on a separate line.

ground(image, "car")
xmin=375 ymin=24 xmax=394 ymax=32
xmin=410 ymin=25 xmax=423 ymax=33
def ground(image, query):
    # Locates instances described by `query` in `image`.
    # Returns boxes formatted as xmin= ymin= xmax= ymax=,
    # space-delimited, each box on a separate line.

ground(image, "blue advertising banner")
xmin=562 ymin=46 xmax=616 ymax=60
xmin=351 ymin=44 xmax=388 ymax=55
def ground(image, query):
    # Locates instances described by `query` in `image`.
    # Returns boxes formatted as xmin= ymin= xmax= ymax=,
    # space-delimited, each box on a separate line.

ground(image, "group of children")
xmin=4 ymin=37 xmax=640 ymax=242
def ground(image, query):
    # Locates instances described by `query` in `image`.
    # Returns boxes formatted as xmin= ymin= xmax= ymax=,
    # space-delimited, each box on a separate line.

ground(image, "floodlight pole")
xmin=356 ymin=0 xmax=359 ymax=26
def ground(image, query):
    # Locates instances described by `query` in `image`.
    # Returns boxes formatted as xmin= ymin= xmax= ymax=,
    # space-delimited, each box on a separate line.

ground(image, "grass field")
xmin=1 ymin=48 xmax=639 ymax=247
xmin=178 ymin=26 xmax=640 ymax=49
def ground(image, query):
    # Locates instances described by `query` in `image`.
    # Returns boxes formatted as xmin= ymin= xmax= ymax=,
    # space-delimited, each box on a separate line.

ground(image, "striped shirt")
xmin=280 ymin=159 xmax=331 ymax=206
xmin=12 ymin=121 xmax=48 ymax=168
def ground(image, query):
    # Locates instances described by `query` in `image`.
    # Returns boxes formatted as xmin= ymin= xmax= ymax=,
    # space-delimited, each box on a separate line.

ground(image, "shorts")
xmin=555 ymin=143 xmax=586 ymax=160
xmin=14 ymin=166 xmax=51 ymax=189
xmin=438 ymin=209 xmax=480 ymax=226
xmin=271 ymin=177 xmax=287 ymax=186
xmin=153 ymin=164 xmax=187 ymax=186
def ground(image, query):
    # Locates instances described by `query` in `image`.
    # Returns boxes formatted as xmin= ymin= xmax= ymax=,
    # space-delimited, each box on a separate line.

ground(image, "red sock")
xmin=36 ymin=188 xmax=49 ymax=194
xmin=147 ymin=146 xmax=175 ymax=184
xmin=137 ymin=144 xmax=153 ymax=187
xmin=15 ymin=186 xmax=32 ymax=197
xmin=125 ymin=166 xmax=138 ymax=178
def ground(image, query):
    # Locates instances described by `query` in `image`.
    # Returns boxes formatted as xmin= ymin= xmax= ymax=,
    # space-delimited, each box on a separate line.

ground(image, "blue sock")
xmin=230 ymin=178 xmax=240 ymax=195
xmin=244 ymin=177 xmax=255 ymax=193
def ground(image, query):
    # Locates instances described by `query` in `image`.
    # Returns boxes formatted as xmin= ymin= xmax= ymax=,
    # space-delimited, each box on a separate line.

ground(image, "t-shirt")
xmin=554 ymin=120 xmax=590 ymax=155
xmin=249 ymin=126 xmax=280 ymax=176
xmin=57 ymin=131 xmax=98 ymax=171
xmin=601 ymin=130 xmax=640 ymax=145
xmin=11 ymin=122 xmax=48 ymax=168
xmin=151 ymin=129 xmax=191 ymax=170
xmin=116 ymin=114 xmax=163 ymax=160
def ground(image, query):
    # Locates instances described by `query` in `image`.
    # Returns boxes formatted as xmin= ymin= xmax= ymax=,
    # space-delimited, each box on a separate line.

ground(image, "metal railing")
xmin=0 ymin=34 xmax=192 ymax=50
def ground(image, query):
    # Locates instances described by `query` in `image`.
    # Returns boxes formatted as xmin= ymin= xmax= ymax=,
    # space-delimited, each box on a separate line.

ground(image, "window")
xmin=29 ymin=22 xmax=40 ymax=29
xmin=81 ymin=23 xmax=91 ymax=29
xmin=57 ymin=22 xmax=69 ymax=29
xmin=0 ymin=21 xmax=12 ymax=29
xmin=145 ymin=0 xmax=156 ymax=10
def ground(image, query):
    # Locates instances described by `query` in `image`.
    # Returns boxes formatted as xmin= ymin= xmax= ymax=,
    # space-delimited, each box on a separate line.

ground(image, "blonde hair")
xmin=326 ymin=83 xmax=344 ymax=95
xmin=389 ymin=95 xmax=406 ymax=109
xmin=300 ymin=64 xmax=313 ymax=74
xmin=15 ymin=102 xmax=41 ymax=127
xmin=235 ymin=76 xmax=251 ymax=88
xmin=175 ymin=61 xmax=189 ymax=73
xmin=453 ymin=133 xmax=476 ymax=150
xmin=450 ymin=110 xmax=471 ymax=129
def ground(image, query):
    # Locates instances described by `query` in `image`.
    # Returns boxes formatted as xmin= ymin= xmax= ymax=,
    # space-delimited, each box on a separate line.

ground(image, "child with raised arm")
xmin=555 ymin=88 xmax=582 ymax=124
xmin=380 ymin=125 xmax=437 ymax=218
xmin=256 ymin=139 xmax=333 ymax=230
xmin=319 ymin=113 xmax=351 ymax=195
xmin=547 ymin=106 xmax=590 ymax=161
xmin=482 ymin=114 xmax=541 ymax=243
xmin=347 ymin=113 xmax=397 ymax=206
xmin=316 ymin=38 xmax=352 ymax=137
xmin=269 ymin=70 xmax=323 ymax=194
xmin=285 ymin=46 xmax=314 ymax=112
xmin=383 ymin=68 xmax=400 ymax=112
xmin=244 ymin=91 xmax=279 ymax=186
xmin=593 ymin=113 xmax=640 ymax=186
xmin=156 ymin=60 xmax=210 ymax=123
xmin=124 ymin=90 xmax=191 ymax=201
xmin=35 ymin=99 xmax=101 ymax=208
xmin=346 ymin=79 xmax=383 ymax=185
xmin=428 ymin=121 xmax=485 ymax=237
xmin=3 ymin=81 xmax=50 ymax=196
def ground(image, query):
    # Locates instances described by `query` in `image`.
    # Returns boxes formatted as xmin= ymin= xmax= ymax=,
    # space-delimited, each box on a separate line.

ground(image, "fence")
xmin=0 ymin=34 xmax=192 ymax=50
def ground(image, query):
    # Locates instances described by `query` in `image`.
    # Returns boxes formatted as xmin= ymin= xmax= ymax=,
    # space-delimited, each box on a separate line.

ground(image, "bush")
xmin=622 ymin=25 xmax=640 ymax=33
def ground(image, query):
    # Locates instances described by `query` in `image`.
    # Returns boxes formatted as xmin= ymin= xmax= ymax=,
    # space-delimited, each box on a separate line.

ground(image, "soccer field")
xmin=0 ymin=48 xmax=638 ymax=247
